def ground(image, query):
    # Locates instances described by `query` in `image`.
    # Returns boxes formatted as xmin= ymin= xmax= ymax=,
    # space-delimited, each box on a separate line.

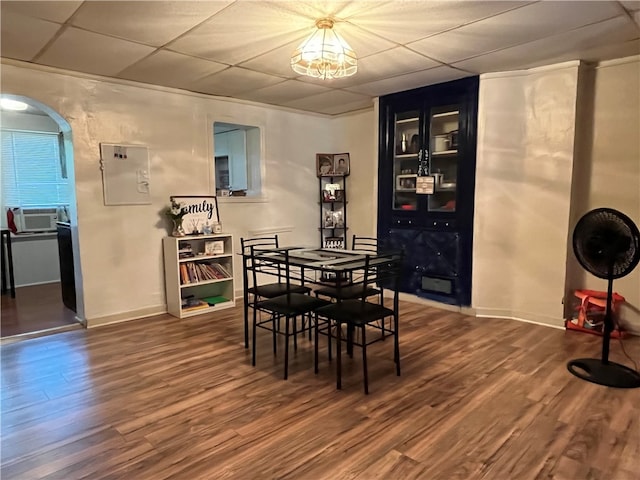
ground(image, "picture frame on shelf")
xmin=322 ymin=190 xmax=335 ymax=202
xmin=333 ymin=211 xmax=344 ymax=228
xmin=317 ymin=153 xmax=334 ymax=177
xmin=334 ymin=189 xmax=344 ymax=202
xmin=333 ymin=153 xmax=350 ymax=176
xmin=204 ymin=240 xmax=224 ymax=256
xmin=324 ymin=211 xmax=335 ymax=228
xmin=170 ymin=195 xmax=219 ymax=235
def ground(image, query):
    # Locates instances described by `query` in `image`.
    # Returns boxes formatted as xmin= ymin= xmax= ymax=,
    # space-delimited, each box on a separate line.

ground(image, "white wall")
xmin=1 ymin=62 xmax=335 ymax=326
xmin=573 ymin=56 xmax=640 ymax=332
xmin=330 ymin=108 xmax=378 ymax=244
xmin=473 ymin=62 xmax=581 ymax=327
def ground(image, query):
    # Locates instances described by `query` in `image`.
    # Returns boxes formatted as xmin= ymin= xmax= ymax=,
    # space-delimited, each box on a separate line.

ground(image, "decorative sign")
xmin=170 ymin=195 xmax=219 ymax=235
xmin=416 ymin=176 xmax=435 ymax=195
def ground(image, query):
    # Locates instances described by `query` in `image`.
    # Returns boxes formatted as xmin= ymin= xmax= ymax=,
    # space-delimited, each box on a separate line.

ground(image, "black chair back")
xmin=351 ymin=235 xmax=378 ymax=253
xmin=353 ymin=251 xmax=404 ymax=310
xmin=242 ymin=235 xmax=284 ymax=283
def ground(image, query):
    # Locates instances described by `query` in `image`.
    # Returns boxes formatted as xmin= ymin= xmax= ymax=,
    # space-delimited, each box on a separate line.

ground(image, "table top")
xmin=251 ymin=247 xmax=392 ymax=272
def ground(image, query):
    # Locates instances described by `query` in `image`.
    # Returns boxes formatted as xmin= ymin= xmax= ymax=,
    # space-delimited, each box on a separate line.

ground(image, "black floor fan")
xmin=567 ymin=208 xmax=640 ymax=388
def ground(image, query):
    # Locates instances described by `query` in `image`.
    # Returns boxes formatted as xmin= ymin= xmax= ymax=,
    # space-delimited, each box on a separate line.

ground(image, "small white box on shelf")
xmin=205 ymin=240 xmax=224 ymax=255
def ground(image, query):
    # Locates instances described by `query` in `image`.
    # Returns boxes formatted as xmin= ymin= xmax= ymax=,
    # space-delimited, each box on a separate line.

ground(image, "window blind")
xmin=1 ymin=130 xmax=69 ymax=208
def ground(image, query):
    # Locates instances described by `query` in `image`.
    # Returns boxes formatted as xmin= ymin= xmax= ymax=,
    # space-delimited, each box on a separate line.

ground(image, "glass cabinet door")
xmin=427 ymin=105 xmax=459 ymax=213
xmin=392 ymin=109 xmax=421 ymax=212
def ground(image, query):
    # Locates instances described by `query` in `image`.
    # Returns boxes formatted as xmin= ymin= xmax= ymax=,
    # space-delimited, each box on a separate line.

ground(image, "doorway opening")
xmin=0 ymin=95 xmax=84 ymax=340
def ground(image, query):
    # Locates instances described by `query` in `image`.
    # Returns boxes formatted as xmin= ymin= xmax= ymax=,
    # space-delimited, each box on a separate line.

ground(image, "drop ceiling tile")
xmin=0 ymin=1 xmax=82 ymax=23
xmin=70 ymin=1 xmax=232 ymax=47
xmin=169 ymin=1 xmax=311 ymax=65
xmin=118 ymin=50 xmax=227 ymax=89
xmin=345 ymin=66 xmax=471 ymax=97
xmin=189 ymin=67 xmax=285 ymax=97
xmin=239 ymin=40 xmax=305 ymax=78
xmin=620 ymin=1 xmax=640 ymax=11
xmin=276 ymin=1 xmax=386 ymax=20
xmin=37 ymin=27 xmax=156 ymax=77
xmin=319 ymin=97 xmax=375 ymax=115
xmin=453 ymin=16 xmax=639 ymax=74
xmin=353 ymin=47 xmax=441 ymax=84
xmin=409 ymin=1 xmax=625 ymax=64
xmin=238 ymin=79 xmax=333 ymax=105
xmin=282 ymin=89 xmax=372 ymax=114
xmin=346 ymin=1 xmax=528 ymax=45
xmin=0 ymin=12 xmax=61 ymax=61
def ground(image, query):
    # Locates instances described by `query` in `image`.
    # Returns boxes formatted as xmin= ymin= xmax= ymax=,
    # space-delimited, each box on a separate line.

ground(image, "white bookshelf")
xmin=163 ymin=234 xmax=235 ymax=318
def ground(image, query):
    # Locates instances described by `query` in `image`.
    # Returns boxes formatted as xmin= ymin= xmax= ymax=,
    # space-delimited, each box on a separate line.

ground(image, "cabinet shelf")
xmin=180 ymin=277 xmax=232 ymax=288
xmin=396 ymin=117 xmax=419 ymax=124
xmin=432 ymin=110 xmax=459 ymax=119
xmin=432 ymin=149 xmax=458 ymax=156
xmin=395 ymin=153 xmax=418 ymax=159
xmin=178 ymin=253 xmax=233 ymax=263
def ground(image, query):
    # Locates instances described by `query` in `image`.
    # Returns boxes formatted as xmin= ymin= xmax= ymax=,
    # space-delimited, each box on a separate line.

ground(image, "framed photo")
xmin=205 ymin=240 xmax=225 ymax=256
xmin=322 ymin=190 xmax=335 ymax=202
xmin=317 ymin=153 xmax=334 ymax=177
xmin=323 ymin=210 xmax=335 ymax=228
xmin=333 ymin=153 xmax=350 ymax=176
xmin=170 ymin=195 xmax=219 ymax=235
xmin=333 ymin=210 xmax=344 ymax=228
xmin=334 ymin=189 xmax=344 ymax=202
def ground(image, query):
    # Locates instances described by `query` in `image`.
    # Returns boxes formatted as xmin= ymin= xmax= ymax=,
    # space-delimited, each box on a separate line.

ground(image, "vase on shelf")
xmin=172 ymin=218 xmax=185 ymax=237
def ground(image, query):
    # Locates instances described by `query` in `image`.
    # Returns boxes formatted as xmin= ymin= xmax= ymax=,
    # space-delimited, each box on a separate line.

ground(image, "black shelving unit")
xmin=319 ymin=174 xmax=348 ymax=249
xmin=377 ymin=76 xmax=479 ymax=306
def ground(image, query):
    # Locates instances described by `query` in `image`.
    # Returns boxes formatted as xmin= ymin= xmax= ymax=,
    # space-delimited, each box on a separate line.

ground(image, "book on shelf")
xmin=180 ymin=261 xmax=232 ymax=284
xmin=201 ymin=295 xmax=229 ymax=306
xmin=181 ymin=297 xmax=209 ymax=310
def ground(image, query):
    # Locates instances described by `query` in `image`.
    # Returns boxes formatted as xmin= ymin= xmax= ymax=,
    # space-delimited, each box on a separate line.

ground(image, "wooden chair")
xmin=314 ymin=251 xmax=404 ymax=394
xmin=251 ymin=247 xmax=330 ymax=379
xmin=240 ymin=235 xmax=311 ymax=348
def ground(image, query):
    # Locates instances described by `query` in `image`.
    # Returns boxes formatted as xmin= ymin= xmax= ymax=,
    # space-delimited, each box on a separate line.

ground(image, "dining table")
xmin=240 ymin=246 xmax=395 ymax=347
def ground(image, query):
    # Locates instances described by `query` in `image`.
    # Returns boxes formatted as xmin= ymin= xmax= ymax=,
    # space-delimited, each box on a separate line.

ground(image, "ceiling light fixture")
xmin=291 ymin=18 xmax=357 ymax=80
xmin=0 ymin=98 xmax=29 ymax=111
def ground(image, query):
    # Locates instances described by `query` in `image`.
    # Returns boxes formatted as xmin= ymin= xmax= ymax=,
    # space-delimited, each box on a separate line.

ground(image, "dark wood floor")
xmin=1 ymin=282 xmax=79 ymax=338
xmin=1 ymin=301 xmax=639 ymax=479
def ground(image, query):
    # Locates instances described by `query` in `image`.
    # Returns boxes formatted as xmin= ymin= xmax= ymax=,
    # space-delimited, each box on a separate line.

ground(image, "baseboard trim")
xmin=475 ymin=308 xmax=565 ymax=330
xmin=87 ymin=305 xmax=167 ymax=328
xmin=396 ymin=292 xmax=476 ymax=316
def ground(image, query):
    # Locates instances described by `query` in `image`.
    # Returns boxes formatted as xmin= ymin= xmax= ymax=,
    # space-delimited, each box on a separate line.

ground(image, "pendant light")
xmin=291 ymin=18 xmax=357 ymax=80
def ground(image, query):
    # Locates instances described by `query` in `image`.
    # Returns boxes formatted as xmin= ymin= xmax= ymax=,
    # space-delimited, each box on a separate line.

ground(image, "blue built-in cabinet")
xmin=377 ymin=77 xmax=479 ymax=306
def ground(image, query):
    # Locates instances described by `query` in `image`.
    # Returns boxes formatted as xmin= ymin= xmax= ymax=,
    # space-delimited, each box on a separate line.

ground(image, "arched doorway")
xmin=0 ymin=94 xmax=84 ymax=339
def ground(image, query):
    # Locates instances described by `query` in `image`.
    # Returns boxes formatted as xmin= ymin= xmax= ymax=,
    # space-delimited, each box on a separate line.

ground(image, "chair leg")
xmin=293 ymin=315 xmax=298 ymax=351
xmin=284 ymin=316 xmax=290 ymax=380
xmin=394 ymin=313 xmax=401 ymax=376
xmin=272 ymin=314 xmax=277 ymax=356
xmin=314 ymin=314 xmax=319 ymax=374
xmin=336 ymin=320 xmax=342 ymax=390
xmin=252 ymin=307 xmax=258 ymax=367
xmin=243 ymin=292 xmax=250 ymax=348
xmin=327 ymin=321 xmax=332 ymax=361
xmin=361 ymin=325 xmax=369 ymax=394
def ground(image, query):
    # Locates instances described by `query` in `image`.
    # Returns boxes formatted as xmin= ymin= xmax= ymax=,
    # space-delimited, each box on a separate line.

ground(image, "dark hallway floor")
xmin=1 ymin=282 xmax=80 ymax=338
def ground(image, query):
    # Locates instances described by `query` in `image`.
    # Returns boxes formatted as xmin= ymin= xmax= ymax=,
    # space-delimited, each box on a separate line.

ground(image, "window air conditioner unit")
xmin=12 ymin=207 xmax=58 ymax=233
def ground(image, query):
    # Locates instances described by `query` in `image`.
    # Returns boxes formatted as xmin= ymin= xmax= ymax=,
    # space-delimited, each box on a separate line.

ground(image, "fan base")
xmin=567 ymin=358 xmax=640 ymax=388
